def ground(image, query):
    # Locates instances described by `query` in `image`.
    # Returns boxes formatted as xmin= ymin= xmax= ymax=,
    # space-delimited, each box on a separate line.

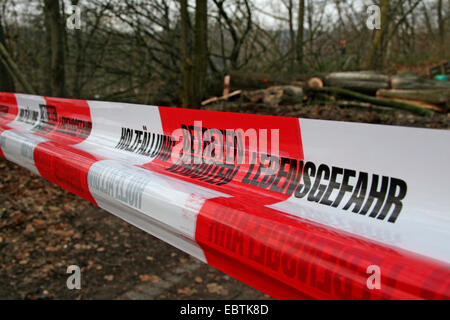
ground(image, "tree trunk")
xmin=193 ymin=0 xmax=208 ymax=105
xmin=437 ymin=0 xmax=445 ymax=44
xmin=376 ymin=89 xmax=450 ymax=105
xmin=0 ymin=14 xmax=15 ymax=92
xmin=374 ymin=96 xmax=444 ymax=112
xmin=391 ymin=74 xmax=450 ymax=90
xmin=363 ymin=0 xmax=389 ymax=70
xmin=180 ymin=0 xmax=194 ymax=107
xmin=0 ymin=43 xmax=34 ymax=94
xmin=72 ymin=0 xmax=82 ymax=98
xmin=287 ymin=0 xmax=295 ymax=73
xmin=44 ymin=0 xmax=66 ymax=97
xmin=324 ymin=71 xmax=389 ymax=95
xmin=308 ymin=86 xmax=432 ymax=116
xmin=228 ymin=71 xmax=304 ymax=91
xmin=422 ymin=2 xmax=434 ymax=38
xmin=296 ymin=0 xmax=305 ymax=72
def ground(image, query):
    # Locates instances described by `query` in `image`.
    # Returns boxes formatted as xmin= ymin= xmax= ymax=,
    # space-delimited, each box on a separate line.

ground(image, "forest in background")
xmin=0 ymin=0 xmax=448 ymax=107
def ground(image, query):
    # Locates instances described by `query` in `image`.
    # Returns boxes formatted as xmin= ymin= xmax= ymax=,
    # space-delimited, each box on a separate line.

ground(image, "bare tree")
xmin=363 ymin=0 xmax=389 ymax=70
xmin=296 ymin=0 xmax=305 ymax=72
xmin=437 ymin=0 xmax=445 ymax=44
xmin=281 ymin=0 xmax=296 ymax=73
xmin=0 ymin=12 xmax=14 ymax=92
xmin=180 ymin=0 xmax=194 ymax=106
xmin=2 ymin=0 xmax=447 ymax=105
xmin=44 ymin=0 xmax=66 ymax=97
xmin=193 ymin=0 xmax=208 ymax=104
xmin=213 ymin=0 xmax=252 ymax=70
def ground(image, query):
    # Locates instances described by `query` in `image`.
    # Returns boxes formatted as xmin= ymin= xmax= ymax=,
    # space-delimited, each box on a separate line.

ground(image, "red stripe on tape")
xmin=0 ymin=92 xmax=18 ymax=158
xmin=195 ymin=197 xmax=450 ymax=299
xmin=34 ymin=142 xmax=100 ymax=204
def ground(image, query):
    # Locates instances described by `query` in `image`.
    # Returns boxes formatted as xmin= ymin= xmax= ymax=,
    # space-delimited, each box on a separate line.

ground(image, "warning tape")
xmin=1 ymin=92 xmax=449 ymax=299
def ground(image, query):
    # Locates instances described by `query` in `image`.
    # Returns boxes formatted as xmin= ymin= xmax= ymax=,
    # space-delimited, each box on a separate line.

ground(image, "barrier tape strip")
xmin=1 ymin=92 xmax=449 ymax=299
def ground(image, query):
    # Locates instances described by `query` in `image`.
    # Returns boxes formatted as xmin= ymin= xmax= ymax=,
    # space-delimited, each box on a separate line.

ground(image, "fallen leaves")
xmin=49 ymin=229 xmax=74 ymax=238
xmin=177 ymin=287 xmax=197 ymax=296
xmin=104 ymin=275 xmax=114 ymax=281
xmin=74 ymin=244 xmax=92 ymax=250
xmin=24 ymin=223 xmax=35 ymax=235
xmin=48 ymin=206 xmax=61 ymax=213
xmin=206 ymin=283 xmax=228 ymax=296
xmin=31 ymin=219 xmax=47 ymax=229
xmin=38 ymin=264 xmax=54 ymax=275
xmin=2 ymin=213 xmax=26 ymax=228
xmin=0 ymin=158 xmax=269 ymax=300
xmin=139 ymin=274 xmax=160 ymax=283
xmin=44 ymin=246 xmax=60 ymax=252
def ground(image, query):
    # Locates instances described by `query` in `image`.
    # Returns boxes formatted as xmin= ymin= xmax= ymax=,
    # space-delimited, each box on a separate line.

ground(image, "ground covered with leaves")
xmin=0 ymin=159 xmax=269 ymax=300
xmin=207 ymin=102 xmax=449 ymax=129
xmin=0 ymin=104 xmax=447 ymax=299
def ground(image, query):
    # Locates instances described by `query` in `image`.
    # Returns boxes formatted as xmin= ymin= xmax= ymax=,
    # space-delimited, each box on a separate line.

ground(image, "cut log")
xmin=391 ymin=74 xmax=450 ymax=90
xmin=376 ymin=89 xmax=450 ymax=105
xmin=242 ymin=86 xmax=303 ymax=106
xmin=278 ymin=86 xmax=304 ymax=105
xmin=324 ymin=71 xmax=389 ymax=95
xmin=229 ymin=71 xmax=304 ymax=91
xmin=325 ymin=79 xmax=389 ymax=94
xmin=307 ymin=77 xmax=323 ymax=88
xmin=326 ymin=71 xmax=389 ymax=82
xmin=308 ymin=86 xmax=432 ymax=116
xmin=376 ymin=89 xmax=449 ymax=111
xmin=375 ymin=96 xmax=443 ymax=112
xmin=337 ymin=100 xmax=394 ymax=112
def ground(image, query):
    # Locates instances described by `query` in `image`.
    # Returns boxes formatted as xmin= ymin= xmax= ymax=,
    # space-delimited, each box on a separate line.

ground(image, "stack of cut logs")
xmin=202 ymin=70 xmax=450 ymax=116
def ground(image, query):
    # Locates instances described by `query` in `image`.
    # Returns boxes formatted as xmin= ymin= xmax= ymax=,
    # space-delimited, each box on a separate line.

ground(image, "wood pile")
xmin=202 ymin=71 xmax=450 ymax=116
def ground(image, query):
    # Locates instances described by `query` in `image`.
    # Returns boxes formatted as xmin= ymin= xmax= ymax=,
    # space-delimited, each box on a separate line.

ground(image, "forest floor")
xmin=0 ymin=103 xmax=448 ymax=300
xmin=206 ymin=101 xmax=450 ymax=129
xmin=0 ymin=158 xmax=270 ymax=300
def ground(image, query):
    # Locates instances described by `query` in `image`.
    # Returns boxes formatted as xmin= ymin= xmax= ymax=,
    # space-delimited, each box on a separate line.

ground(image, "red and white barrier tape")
xmin=1 ymin=92 xmax=449 ymax=299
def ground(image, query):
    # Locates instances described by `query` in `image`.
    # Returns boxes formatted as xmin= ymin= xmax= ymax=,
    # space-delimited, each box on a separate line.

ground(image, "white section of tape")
xmin=9 ymin=94 xmax=47 ymax=131
xmin=269 ymin=119 xmax=450 ymax=263
xmin=0 ymin=129 xmax=47 ymax=175
xmin=87 ymin=160 xmax=230 ymax=262
xmin=75 ymin=101 xmax=164 ymax=164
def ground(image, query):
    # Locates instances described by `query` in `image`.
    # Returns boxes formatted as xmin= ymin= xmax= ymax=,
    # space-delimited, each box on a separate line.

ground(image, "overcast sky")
xmin=252 ymin=0 xmax=368 ymax=27
xmin=3 ymin=0 xmax=441 ymax=31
